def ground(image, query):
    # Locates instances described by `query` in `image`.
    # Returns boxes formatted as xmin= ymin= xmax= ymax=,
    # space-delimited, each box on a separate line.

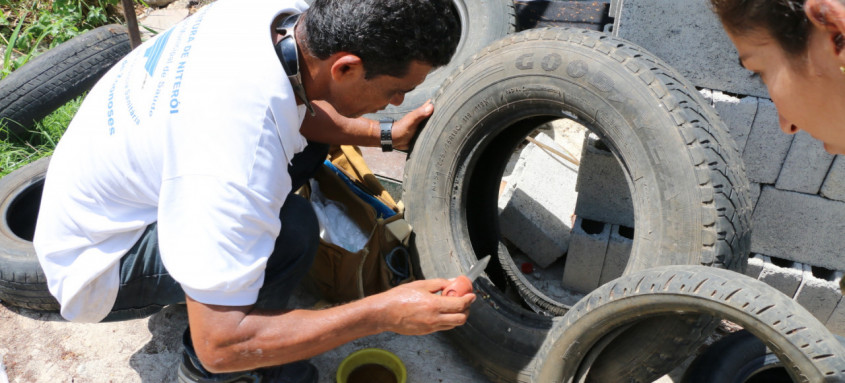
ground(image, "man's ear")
xmin=329 ymin=53 xmax=365 ymax=83
xmin=806 ymin=0 xmax=845 ymax=59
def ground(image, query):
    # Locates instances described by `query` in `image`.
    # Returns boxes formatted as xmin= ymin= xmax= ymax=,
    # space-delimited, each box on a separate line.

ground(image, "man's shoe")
xmin=177 ymin=328 xmax=318 ymax=383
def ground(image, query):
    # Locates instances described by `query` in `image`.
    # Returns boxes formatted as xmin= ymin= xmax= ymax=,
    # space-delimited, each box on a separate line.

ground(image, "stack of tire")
xmin=2 ymin=2 xmax=845 ymax=382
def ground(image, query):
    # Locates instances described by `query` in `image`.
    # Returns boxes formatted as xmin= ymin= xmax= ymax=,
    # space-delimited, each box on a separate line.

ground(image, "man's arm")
xmin=299 ymin=100 xmax=433 ymax=150
xmin=185 ymin=278 xmax=474 ymax=373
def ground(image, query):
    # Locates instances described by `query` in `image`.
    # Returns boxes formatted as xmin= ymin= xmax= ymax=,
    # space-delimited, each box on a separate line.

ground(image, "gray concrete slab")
xmin=598 ymin=224 xmax=633 ymax=285
xmin=699 ymin=89 xmax=757 ymax=154
xmin=613 ymin=0 xmax=769 ymax=98
xmin=745 ymin=253 xmax=765 ymax=280
xmin=741 ymin=99 xmax=794 ymax=184
xmin=825 ymin=297 xmax=845 ymax=337
xmin=757 ymin=258 xmax=804 ymax=298
xmin=574 ymin=135 xmax=634 ymax=228
xmin=821 ymin=156 xmax=845 ymax=202
xmin=795 ymin=268 xmax=842 ymax=324
xmin=562 ymin=217 xmax=611 ymax=294
xmin=775 ymin=131 xmax=836 ymax=194
xmin=498 ymin=133 xmax=579 ymax=268
xmin=751 ymin=186 xmax=845 ymax=270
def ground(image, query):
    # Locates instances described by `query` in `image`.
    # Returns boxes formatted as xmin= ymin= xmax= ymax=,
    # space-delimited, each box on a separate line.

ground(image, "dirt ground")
xmin=0 ymin=284 xmax=491 ymax=383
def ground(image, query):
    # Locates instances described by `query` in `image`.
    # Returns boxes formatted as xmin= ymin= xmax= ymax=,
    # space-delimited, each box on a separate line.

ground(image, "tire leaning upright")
xmin=0 ymin=157 xmax=58 ymax=311
xmin=402 ymin=27 xmax=752 ymax=382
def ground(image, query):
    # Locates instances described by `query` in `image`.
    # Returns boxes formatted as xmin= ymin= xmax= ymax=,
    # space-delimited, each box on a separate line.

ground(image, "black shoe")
xmin=177 ymin=328 xmax=318 ymax=383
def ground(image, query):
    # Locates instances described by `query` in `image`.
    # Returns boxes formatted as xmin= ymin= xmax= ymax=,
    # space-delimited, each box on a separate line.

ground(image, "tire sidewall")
xmin=0 ymin=157 xmax=49 ymax=263
xmin=404 ymin=29 xmax=737 ymax=380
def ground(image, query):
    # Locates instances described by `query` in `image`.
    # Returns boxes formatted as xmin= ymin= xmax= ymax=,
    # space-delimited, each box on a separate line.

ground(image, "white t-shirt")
xmin=34 ymin=0 xmax=310 ymax=323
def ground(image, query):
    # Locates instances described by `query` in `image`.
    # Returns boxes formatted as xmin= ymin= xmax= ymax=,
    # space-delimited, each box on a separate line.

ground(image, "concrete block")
xmin=795 ymin=268 xmax=842 ymax=324
xmin=758 ymin=257 xmax=804 ymax=298
xmin=742 ymin=99 xmax=794 ymax=184
xmin=824 ymin=294 xmax=845 ymax=337
xmin=775 ymin=131 xmax=835 ymax=194
xmin=744 ymin=253 xmax=766 ymax=279
xmin=751 ymin=186 xmax=845 ymax=270
xmin=614 ymin=0 xmax=769 ymax=98
xmin=562 ymin=217 xmax=610 ymax=293
xmin=821 ymin=155 xmax=845 ymax=202
xmin=748 ymin=182 xmax=762 ymax=211
xmin=700 ymin=89 xmax=757 ymax=153
xmin=598 ymin=224 xmax=634 ymax=285
xmin=574 ymin=135 xmax=634 ymax=227
xmin=498 ymin=133 xmax=579 ymax=268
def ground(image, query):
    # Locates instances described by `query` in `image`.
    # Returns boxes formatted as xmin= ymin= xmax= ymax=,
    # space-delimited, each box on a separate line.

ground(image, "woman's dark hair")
xmin=303 ymin=0 xmax=460 ymax=79
xmin=710 ymin=0 xmax=811 ymax=57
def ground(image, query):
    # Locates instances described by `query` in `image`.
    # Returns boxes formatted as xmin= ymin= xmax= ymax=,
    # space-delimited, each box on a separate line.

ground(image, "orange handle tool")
xmin=443 ymin=275 xmax=473 ymax=297
xmin=442 ymin=255 xmax=490 ymax=297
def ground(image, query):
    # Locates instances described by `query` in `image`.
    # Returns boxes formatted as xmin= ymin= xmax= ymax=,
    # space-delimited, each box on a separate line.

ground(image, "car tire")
xmin=0 ymin=25 xmax=131 ymax=140
xmin=533 ymin=266 xmax=845 ymax=383
xmin=0 ymin=157 xmax=58 ymax=311
xmin=402 ymin=27 xmax=752 ymax=382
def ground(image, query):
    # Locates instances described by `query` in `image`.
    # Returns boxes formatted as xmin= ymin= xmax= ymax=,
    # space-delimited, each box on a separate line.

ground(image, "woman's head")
xmin=710 ymin=0 xmax=845 ymax=154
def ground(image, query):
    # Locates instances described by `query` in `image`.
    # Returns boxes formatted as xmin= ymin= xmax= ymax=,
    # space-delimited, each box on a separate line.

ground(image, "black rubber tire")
xmin=682 ymin=330 xmax=845 ymax=383
xmin=532 ymin=266 xmax=845 ymax=383
xmin=365 ymin=0 xmax=515 ymax=121
xmin=402 ymin=27 xmax=752 ymax=382
xmin=0 ymin=157 xmax=59 ymax=311
xmin=0 ymin=24 xmax=131 ymax=140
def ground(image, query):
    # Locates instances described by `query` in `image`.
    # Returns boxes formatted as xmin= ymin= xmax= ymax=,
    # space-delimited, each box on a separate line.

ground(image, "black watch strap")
xmin=379 ymin=119 xmax=394 ymax=152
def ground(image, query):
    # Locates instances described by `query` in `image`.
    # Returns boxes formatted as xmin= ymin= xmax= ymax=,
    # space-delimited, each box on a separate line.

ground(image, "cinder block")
xmin=742 ymin=99 xmax=795 ymax=184
xmin=751 ymin=186 xmax=845 ymax=270
xmin=748 ymin=182 xmax=762 ymax=210
xmin=614 ymin=0 xmax=769 ymax=98
xmin=775 ymin=131 xmax=835 ymax=194
xmin=744 ymin=253 xmax=766 ymax=279
xmin=700 ymin=89 xmax=757 ymax=153
xmin=598 ymin=224 xmax=634 ymax=285
xmin=562 ymin=217 xmax=610 ymax=294
xmin=824 ymin=294 xmax=845 ymax=337
xmin=574 ymin=135 xmax=634 ymax=228
xmin=498 ymin=133 xmax=579 ymax=268
xmin=757 ymin=257 xmax=803 ymax=298
xmin=795 ymin=268 xmax=842 ymax=324
xmin=820 ymin=156 xmax=845 ymax=202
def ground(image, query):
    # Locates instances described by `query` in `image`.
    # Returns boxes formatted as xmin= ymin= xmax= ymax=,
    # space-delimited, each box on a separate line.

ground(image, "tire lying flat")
xmin=533 ymin=266 xmax=845 ymax=383
xmin=0 ymin=157 xmax=58 ymax=311
xmin=682 ymin=330 xmax=845 ymax=383
xmin=0 ymin=24 xmax=131 ymax=139
xmin=403 ymin=27 xmax=752 ymax=382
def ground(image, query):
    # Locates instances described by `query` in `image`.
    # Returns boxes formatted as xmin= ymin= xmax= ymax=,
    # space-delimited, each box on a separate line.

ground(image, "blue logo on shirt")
xmin=144 ymin=29 xmax=174 ymax=76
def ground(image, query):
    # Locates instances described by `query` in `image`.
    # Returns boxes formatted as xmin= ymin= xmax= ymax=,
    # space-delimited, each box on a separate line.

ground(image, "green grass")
xmin=1 ymin=0 xmax=123 ymax=177
xmin=0 ymin=96 xmax=83 ymax=177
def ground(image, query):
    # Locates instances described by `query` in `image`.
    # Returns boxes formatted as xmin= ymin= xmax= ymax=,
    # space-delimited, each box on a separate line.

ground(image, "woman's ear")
xmin=806 ymin=0 xmax=845 ymax=60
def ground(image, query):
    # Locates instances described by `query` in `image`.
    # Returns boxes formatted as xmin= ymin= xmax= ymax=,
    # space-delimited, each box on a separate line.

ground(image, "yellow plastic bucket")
xmin=336 ymin=348 xmax=407 ymax=383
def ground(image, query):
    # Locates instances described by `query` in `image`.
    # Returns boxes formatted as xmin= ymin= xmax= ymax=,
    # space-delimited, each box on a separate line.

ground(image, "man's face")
xmin=331 ymin=60 xmax=432 ymax=118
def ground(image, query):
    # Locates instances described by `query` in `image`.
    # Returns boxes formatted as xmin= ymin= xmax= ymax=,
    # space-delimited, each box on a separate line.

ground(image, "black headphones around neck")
xmin=274 ymin=13 xmax=315 ymax=116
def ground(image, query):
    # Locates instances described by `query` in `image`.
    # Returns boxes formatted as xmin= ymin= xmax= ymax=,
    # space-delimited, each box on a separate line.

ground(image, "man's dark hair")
xmin=303 ymin=0 xmax=460 ymax=79
xmin=710 ymin=0 xmax=811 ymax=57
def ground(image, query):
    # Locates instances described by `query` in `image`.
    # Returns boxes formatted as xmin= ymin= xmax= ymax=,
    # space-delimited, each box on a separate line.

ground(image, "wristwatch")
xmin=379 ymin=119 xmax=394 ymax=152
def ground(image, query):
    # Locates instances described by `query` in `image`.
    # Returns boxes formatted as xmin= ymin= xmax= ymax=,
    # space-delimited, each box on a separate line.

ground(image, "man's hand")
xmin=368 ymin=278 xmax=475 ymax=336
xmin=390 ymin=100 xmax=434 ymax=151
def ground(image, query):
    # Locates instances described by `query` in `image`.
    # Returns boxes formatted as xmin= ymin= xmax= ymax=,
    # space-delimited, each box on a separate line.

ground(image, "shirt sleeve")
xmin=157 ymin=172 xmax=291 ymax=306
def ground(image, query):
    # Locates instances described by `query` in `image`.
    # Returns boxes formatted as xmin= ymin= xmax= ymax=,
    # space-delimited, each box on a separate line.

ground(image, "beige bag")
xmin=299 ymin=145 xmax=414 ymax=303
